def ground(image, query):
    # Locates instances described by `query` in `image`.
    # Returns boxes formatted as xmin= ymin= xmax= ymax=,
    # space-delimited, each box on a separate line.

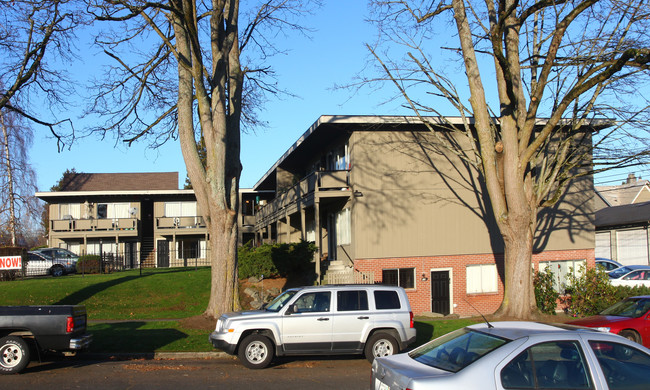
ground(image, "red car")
xmin=568 ymin=296 xmax=650 ymax=348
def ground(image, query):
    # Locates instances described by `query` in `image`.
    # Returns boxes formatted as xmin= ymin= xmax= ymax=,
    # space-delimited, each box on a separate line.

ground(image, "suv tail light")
xmin=66 ymin=316 xmax=74 ymax=333
xmin=410 ymin=311 xmax=414 ymax=328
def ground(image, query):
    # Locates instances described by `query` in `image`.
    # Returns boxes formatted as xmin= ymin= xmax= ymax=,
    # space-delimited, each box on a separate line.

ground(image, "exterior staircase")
xmin=324 ymin=260 xmax=374 ymax=284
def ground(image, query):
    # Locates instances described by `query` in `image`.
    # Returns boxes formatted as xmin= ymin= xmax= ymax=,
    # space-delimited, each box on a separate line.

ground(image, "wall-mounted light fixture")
xmin=353 ymin=190 xmax=363 ymax=197
xmin=421 ymin=273 xmax=429 ymax=281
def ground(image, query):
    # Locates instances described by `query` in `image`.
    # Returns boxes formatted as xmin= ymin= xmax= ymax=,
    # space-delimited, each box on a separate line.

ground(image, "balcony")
xmin=256 ymin=170 xmax=351 ymax=227
xmin=156 ymin=216 xmax=206 ymax=230
xmin=50 ymin=218 xmax=138 ymax=233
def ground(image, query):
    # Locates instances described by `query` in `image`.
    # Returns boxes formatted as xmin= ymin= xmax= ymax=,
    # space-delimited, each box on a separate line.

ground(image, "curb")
xmin=80 ymin=351 xmax=231 ymax=360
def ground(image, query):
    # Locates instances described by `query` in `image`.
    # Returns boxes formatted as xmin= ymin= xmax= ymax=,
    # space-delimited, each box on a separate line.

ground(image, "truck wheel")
xmin=238 ymin=334 xmax=274 ymax=369
xmin=0 ymin=336 xmax=30 ymax=374
xmin=365 ymin=332 xmax=398 ymax=362
xmin=50 ymin=265 xmax=64 ymax=277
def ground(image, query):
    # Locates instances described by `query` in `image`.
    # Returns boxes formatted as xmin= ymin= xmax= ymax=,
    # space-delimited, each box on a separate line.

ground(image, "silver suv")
xmin=209 ymin=284 xmax=417 ymax=369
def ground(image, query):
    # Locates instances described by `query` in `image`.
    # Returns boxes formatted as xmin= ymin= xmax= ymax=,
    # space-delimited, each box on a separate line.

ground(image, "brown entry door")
xmin=431 ymin=271 xmax=450 ymax=315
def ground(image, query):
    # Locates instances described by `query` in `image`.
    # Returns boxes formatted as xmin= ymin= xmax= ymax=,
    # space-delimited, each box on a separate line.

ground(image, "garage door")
xmin=595 ymin=232 xmax=611 ymax=259
xmin=616 ymin=229 xmax=649 ymax=266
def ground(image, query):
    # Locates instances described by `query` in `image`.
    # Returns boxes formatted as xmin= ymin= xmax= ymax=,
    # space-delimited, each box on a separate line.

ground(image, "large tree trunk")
xmin=205 ymin=208 xmax=240 ymax=316
xmin=495 ymin=212 xmax=538 ymax=319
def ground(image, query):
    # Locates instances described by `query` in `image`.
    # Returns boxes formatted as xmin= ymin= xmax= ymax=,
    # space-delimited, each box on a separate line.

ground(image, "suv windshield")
xmin=265 ymin=290 xmax=298 ymax=312
xmin=600 ymin=298 xmax=650 ymax=318
xmin=409 ymin=328 xmax=508 ymax=373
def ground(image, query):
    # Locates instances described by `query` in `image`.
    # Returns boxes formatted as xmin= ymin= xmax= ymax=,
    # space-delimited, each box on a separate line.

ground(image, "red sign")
xmin=0 ymin=256 xmax=22 ymax=270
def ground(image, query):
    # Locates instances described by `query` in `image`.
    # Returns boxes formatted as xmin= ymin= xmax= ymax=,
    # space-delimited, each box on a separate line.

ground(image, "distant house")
xmin=595 ymin=201 xmax=650 ymax=266
xmin=595 ymin=173 xmax=650 ymax=211
xmin=36 ymin=172 xmax=271 ymax=268
xmin=250 ymin=115 xmax=596 ymax=316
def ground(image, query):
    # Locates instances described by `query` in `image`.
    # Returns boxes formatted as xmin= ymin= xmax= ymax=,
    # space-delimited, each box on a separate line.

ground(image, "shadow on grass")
xmin=88 ymin=321 xmax=188 ymax=353
xmin=55 ymin=275 xmax=149 ymax=305
xmin=414 ymin=321 xmax=435 ymax=347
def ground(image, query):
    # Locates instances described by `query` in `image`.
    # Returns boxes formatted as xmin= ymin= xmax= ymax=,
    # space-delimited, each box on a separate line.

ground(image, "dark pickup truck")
xmin=0 ymin=305 xmax=92 ymax=374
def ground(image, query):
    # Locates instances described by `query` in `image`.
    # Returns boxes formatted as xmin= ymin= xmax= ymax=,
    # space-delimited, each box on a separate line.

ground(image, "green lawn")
xmin=1 ymin=268 xmax=475 ymax=353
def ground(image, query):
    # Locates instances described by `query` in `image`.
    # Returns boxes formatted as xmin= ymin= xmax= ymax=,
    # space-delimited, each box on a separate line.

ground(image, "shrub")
xmin=0 ymin=270 xmax=19 ymax=281
xmin=561 ymin=264 xmax=650 ymax=317
xmin=534 ymin=266 xmax=560 ymax=315
xmin=238 ymin=243 xmax=277 ymax=279
xmin=76 ymin=255 xmax=102 ymax=274
xmin=238 ymin=240 xmax=317 ymax=280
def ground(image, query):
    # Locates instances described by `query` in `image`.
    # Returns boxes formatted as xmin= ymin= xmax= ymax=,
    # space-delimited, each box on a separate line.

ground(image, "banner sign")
xmin=0 ymin=255 xmax=22 ymax=270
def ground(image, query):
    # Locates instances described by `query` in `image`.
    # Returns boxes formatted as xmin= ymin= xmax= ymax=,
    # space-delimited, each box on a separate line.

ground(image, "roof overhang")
xmin=252 ymin=115 xmax=612 ymax=190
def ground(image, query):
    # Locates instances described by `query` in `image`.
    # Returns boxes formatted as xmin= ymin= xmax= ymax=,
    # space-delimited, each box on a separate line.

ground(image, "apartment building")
xmin=250 ymin=115 xmax=597 ymax=316
xmin=36 ymin=172 xmax=268 ymax=268
xmin=37 ymin=115 xmax=598 ymax=316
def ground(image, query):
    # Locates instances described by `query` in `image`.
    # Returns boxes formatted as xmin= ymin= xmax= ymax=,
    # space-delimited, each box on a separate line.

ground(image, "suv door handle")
xmin=357 ymin=316 xmax=369 ymax=320
xmin=317 ymin=317 xmax=330 ymax=321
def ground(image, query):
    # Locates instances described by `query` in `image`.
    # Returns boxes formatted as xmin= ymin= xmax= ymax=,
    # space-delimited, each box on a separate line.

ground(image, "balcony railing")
xmin=156 ymin=216 xmax=206 ymax=229
xmin=51 ymin=218 xmax=138 ymax=232
xmin=256 ymin=170 xmax=350 ymax=226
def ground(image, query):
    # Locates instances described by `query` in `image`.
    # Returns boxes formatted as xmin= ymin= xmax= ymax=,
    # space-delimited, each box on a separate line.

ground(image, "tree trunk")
xmin=495 ymin=219 xmax=539 ymax=319
xmin=204 ymin=207 xmax=240 ymax=317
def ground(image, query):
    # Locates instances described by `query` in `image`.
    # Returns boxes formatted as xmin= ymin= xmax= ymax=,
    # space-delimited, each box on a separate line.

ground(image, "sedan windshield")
xmin=409 ymin=328 xmax=508 ymax=373
xmin=600 ymin=298 xmax=650 ymax=318
xmin=265 ymin=290 xmax=297 ymax=312
xmin=609 ymin=267 xmax=634 ymax=279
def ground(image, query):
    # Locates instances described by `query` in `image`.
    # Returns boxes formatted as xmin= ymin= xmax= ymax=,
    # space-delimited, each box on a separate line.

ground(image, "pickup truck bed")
xmin=0 ymin=305 xmax=92 ymax=374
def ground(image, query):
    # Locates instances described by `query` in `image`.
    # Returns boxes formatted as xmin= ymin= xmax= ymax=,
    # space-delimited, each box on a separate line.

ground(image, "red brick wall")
xmin=355 ymin=249 xmax=595 ymax=317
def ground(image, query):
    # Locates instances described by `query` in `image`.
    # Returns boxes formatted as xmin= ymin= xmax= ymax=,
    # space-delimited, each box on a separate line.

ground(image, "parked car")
xmin=596 ymin=257 xmax=623 ymax=273
xmin=25 ymin=251 xmax=75 ymax=277
xmin=210 ymin=284 xmax=417 ymax=369
xmin=371 ymin=321 xmax=650 ymax=390
xmin=567 ymin=296 xmax=650 ymax=347
xmin=34 ymin=248 xmax=78 ymax=272
xmin=608 ymin=265 xmax=650 ymax=287
xmin=0 ymin=305 xmax=92 ymax=374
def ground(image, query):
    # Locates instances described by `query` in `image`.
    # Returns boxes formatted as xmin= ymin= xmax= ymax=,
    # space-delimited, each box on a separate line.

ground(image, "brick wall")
xmin=355 ymin=249 xmax=595 ymax=317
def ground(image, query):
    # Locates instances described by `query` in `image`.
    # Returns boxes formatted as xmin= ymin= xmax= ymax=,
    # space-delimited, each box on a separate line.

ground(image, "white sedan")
xmin=609 ymin=265 xmax=650 ymax=287
xmin=371 ymin=321 xmax=650 ymax=390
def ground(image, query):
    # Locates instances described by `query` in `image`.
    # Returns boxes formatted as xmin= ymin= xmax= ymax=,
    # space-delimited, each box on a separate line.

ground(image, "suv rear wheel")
xmin=365 ymin=332 xmax=398 ymax=362
xmin=238 ymin=334 xmax=274 ymax=369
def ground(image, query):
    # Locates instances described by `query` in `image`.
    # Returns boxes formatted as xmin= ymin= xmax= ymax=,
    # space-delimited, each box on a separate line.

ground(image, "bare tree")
xmin=366 ymin=0 xmax=650 ymax=318
xmin=0 ymin=109 xmax=40 ymax=246
xmin=86 ymin=0 xmax=319 ymax=318
xmin=0 ymin=0 xmax=82 ymax=149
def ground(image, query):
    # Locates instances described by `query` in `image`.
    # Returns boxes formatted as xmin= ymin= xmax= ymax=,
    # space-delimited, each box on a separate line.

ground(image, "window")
xmin=538 ymin=259 xmax=586 ymax=293
xmin=382 ymin=268 xmax=415 ymax=289
xmin=327 ymin=143 xmax=350 ymax=171
xmin=501 ymin=341 xmax=592 ymax=389
xmin=59 ymin=203 xmax=81 ymax=219
xmin=335 ymin=208 xmax=351 ymax=245
xmin=337 ymin=290 xmax=368 ymax=311
xmin=97 ymin=203 xmax=130 ymax=219
xmin=466 ymin=264 xmax=498 ymax=294
xmin=164 ymin=201 xmax=197 ymax=217
xmin=374 ymin=290 xmax=401 ymax=310
xmin=589 ymin=340 xmax=650 ymax=390
xmin=293 ymin=292 xmax=331 ymax=313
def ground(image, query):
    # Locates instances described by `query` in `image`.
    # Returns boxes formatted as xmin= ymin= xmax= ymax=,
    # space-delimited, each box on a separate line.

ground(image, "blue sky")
xmin=29 ymin=1 xmax=647 ymax=191
xmin=31 ymin=2 xmax=409 ymax=191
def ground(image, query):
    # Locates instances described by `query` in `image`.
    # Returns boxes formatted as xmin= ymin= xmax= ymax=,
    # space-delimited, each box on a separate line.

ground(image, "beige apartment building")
xmin=37 ymin=115 xmax=599 ymax=316
xmin=36 ymin=172 xmax=269 ymax=268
